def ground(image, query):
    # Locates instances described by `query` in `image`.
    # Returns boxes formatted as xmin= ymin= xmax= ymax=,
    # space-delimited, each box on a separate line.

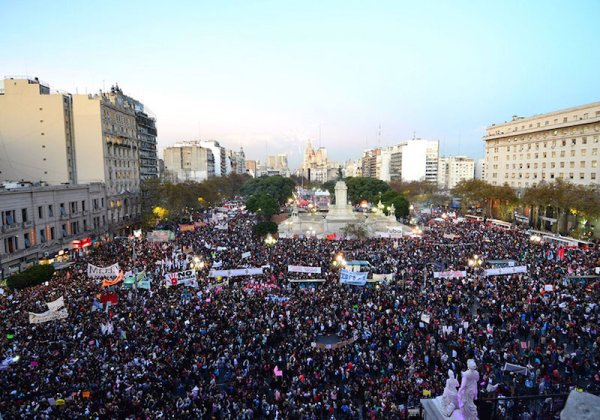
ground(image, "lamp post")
xmin=468 ymin=254 xmax=483 ymax=271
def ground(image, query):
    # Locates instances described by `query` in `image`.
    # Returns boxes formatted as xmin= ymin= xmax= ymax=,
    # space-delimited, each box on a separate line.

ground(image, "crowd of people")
xmin=1 ymin=208 xmax=599 ymax=419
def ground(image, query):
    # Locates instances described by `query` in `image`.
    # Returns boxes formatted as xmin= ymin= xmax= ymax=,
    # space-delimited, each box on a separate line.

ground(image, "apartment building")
xmin=438 ymin=156 xmax=475 ymax=190
xmin=0 ymin=183 xmax=108 ymax=277
xmin=163 ymin=142 xmax=215 ymax=182
xmin=0 ymin=77 xmax=77 ymax=184
xmin=484 ymin=102 xmax=600 ymax=188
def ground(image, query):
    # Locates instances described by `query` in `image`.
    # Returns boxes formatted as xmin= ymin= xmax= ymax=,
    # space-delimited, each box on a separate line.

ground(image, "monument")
xmin=279 ymin=178 xmax=409 ymax=238
xmin=458 ymin=359 xmax=480 ymax=420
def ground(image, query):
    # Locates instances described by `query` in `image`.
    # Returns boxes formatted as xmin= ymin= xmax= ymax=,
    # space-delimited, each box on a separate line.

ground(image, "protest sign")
xmin=288 ymin=265 xmax=322 ymax=274
xmin=165 ymin=269 xmax=198 ymax=288
xmin=339 ymin=270 xmax=368 ymax=286
xmin=241 ymin=251 xmax=251 ymax=259
xmin=209 ymin=267 xmax=263 ymax=278
xmin=433 ymin=270 xmax=466 ymax=279
xmin=101 ymin=271 xmax=124 ymax=288
xmin=29 ymin=308 xmax=68 ymax=324
xmin=88 ymin=263 xmax=120 ymax=278
xmin=46 ymin=296 xmax=65 ymax=312
xmin=484 ymin=265 xmax=527 ymax=276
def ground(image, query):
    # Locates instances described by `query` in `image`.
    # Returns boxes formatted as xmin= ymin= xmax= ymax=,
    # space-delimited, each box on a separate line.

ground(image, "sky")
xmin=2 ymin=0 xmax=600 ymax=169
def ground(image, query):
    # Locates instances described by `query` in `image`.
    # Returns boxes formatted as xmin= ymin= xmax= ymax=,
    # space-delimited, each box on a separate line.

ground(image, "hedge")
xmin=6 ymin=264 xmax=55 ymax=290
xmin=253 ymin=221 xmax=278 ymax=237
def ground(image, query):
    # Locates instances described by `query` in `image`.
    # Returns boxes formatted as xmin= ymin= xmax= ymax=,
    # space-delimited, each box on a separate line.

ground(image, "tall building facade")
xmin=0 ymin=183 xmax=108 ymax=277
xmin=267 ymin=153 xmax=290 ymax=176
xmin=72 ymin=87 xmax=141 ymax=228
xmin=484 ymin=102 xmax=600 ymax=188
xmin=438 ymin=156 xmax=475 ymax=190
xmin=0 ymin=77 xmax=77 ymax=185
xmin=301 ymin=142 xmax=338 ymax=182
xmin=199 ymin=140 xmax=227 ymax=177
xmin=474 ymin=159 xmax=486 ymax=180
xmin=163 ymin=142 xmax=215 ymax=182
xmin=228 ymin=148 xmax=246 ymax=175
xmin=368 ymin=139 xmax=439 ymax=183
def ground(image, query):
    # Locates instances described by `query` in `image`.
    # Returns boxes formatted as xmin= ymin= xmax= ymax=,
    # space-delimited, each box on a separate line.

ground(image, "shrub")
xmin=6 ymin=264 xmax=55 ymax=290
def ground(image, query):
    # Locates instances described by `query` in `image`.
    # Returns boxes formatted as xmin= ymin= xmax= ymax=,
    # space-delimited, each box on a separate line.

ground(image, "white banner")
xmin=209 ymin=267 xmax=263 ymax=278
xmin=241 ymin=251 xmax=251 ymax=259
xmin=215 ymin=223 xmax=228 ymax=230
xmin=433 ymin=270 xmax=467 ymax=279
xmin=87 ymin=263 xmax=120 ymax=278
xmin=484 ymin=265 xmax=527 ymax=276
xmin=340 ymin=270 xmax=368 ymax=286
xmin=288 ymin=265 xmax=322 ymax=274
xmin=46 ymin=296 xmax=65 ymax=312
xmin=212 ymin=260 xmax=223 ymax=268
xmin=372 ymin=273 xmax=393 ymax=282
xmin=421 ymin=313 xmax=431 ymax=324
xmin=375 ymin=232 xmax=391 ymax=238
xmin=164 ymin=269 xmax=198 ymax=288
xmin=29 ymin=308 xmax=69 ymax=324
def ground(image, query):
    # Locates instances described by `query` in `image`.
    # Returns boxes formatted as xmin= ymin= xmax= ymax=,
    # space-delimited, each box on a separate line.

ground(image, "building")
xmin=344 ymin=159 xmax=363 ymax=178
xmin=267 ymin=153 xmax=290 ymax=175
xmin=163 ymin=142 xmax=215 ymax=182
xmin=72 ymin=86 xmax=141 ymax=229
xmin=366 ymin=139 xmax=439 ymax=183
xmin=437 ymin=156 xmax=475 ymax=190
xmin=0 ymin=183 xmax=108 ymax=278
xmin=301 ymin=142 xmax=339 ymax=183
xmin=245 ymin=160 xmax=258 ymax=177
xmin=0 ymin=77 xmax=77 ymax=185
xmin=361 ymin=149 xmax=381 ymax=179
xmin=0 ymin=78 xmax=149 ymax=233
xmin=474 ymin=159 xmax=485 ymax=180
xmin=228 ymin=147 xmax=246 ymax=175
xmin=199 ymin=140 xmax=227 ymax=177
xmin=127 ymin=98 xmax=158 ymax=181
xmin=484 ymin=102 xmax=600 ymax=188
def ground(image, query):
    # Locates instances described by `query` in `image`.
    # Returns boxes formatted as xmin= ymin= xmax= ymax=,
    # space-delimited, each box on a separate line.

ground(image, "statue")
xmin=337 ymin=165 xmax=344 ymax=181
xmin=441 ymin=370 xmax=459 ymax=417
xmin=458 ymin=359 xmax=480 ymax=420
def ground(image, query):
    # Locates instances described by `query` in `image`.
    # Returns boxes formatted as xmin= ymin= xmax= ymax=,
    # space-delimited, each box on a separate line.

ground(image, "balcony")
xmin=1 ymin=223 xmax=20 ymax=234
xmin=22 ymin=221 xmax=32 ymax=229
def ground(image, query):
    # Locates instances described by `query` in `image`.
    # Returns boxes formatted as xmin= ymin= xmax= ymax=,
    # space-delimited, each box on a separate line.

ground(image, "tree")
xmin=380 ymin=191 xmax=410 ymax=218
xmin=344 ymin=177 xmax=391 ymax=205
xmin=246 ymin=193 xmax=279 ymax=219
xmin=253 ymin=221 xmax=278 ymax=237
xmin=240 ymin=176 xmax=296 ymax=204
xmin=389 ymin=180 xmax=439 ymax=202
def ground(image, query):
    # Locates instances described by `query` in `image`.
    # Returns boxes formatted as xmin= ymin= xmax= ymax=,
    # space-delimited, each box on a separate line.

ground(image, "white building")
xmin=484 ymin=102 xmax=600 ymax=188
xmin=199 ymin=140 xmax=227 ymax=177
xmin=376 ymin=139 xmax=439 ymax=182
xmin=227 ymin=148 xmax=246 ymax=175
xmin=438 ymin=156 xmax=475 ymax=190
xmin=475 ymin=159 xmax=486 ymax=180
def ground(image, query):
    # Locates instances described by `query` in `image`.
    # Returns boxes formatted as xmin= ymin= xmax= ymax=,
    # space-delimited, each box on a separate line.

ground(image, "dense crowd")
xmin=1 ymin=210 xmax=599 ymax=419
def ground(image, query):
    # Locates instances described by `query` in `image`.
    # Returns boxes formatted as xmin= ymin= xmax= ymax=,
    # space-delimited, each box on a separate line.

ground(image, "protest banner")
xmin=46 ymin=296 xmax=65 ymax=312
xmin=241 ymin=251 xmax=251 ymax=259
xmin=484 ymin=265 xmax=527 ymax=276
xmin=123 ymin=275 xmax=136 ymax=288
xmin=433 ymin=270 xmax=466 ymax=279
xmin=420 ymin=313 xmax=431 ymax=324
xmin=179 ymin=223 xmax=196 ymax=232
xmin=339 ymin=270 xmax=368 ymax=286
xmin=209 ymin=267 xmax=263 ymax=278
xmin=372 ymin=273 xmax=393 ymax=282
xmin=165 ymin=269 xmax=198 ymax=288
xmin=29 ymin=308 xmax=68 ymax=324
xmin=137 ymin=271 xmax=150 ymax=289
xmin=288 ymin=265 xmax=322 ymax=274
xmin=147 ymin=230 xmax=174 ymax=242
xmin=87 ymin=263 xmax=120 ymax=278
xmin=101 ymin=271 xmax=124 ymax=288
xmin=212 ymin=260 xmax=223 ymax=268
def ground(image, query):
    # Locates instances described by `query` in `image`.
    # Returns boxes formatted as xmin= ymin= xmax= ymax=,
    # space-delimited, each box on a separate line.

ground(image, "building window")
xmin=581 ymin=149 xmax=587 ymax=156
xmin=4 ymin=237 xmax=18 ymax=253
xmin=60 ymin=203 xmax=66 ymax=216
xmin=21 ymin=208 xmax=28 ymax=223
xmin=38 ymin=206 xmax=44 ymax=219
xmin=569 ymin=173 xmax=574 ymax=179
xmin=580 ymin=161 xmax=585 ymax=168
xmin=62 ymin=224 xmax=67 ymax=238
xmin=579 ymin=173 xmax=585 ymax=180
xmin=24 ymin=233 xmax=31 ymax=248
xmin=2 ymin=210 xmax=16 ymax=226
xmin=592 ymin=173 xmax=597 ymax=180
xmin=50 ymin=227 xmax=55 ymax=240
xmin=39 ymin=229 xmax=46 ymax=243
xmin=48 ymin=205 xmax=54 ymax=217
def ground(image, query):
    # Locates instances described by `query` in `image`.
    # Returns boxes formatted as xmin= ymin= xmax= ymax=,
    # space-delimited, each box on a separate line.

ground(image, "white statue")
xmin=441 ymin=369 xmax=459 ymax=416
xmin=458 ymin=359 xmax=480 ymax=420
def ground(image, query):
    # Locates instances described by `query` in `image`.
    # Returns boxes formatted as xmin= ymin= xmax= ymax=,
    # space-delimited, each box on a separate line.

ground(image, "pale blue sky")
xmin=2 ymin=0 xmax=599 ymax=168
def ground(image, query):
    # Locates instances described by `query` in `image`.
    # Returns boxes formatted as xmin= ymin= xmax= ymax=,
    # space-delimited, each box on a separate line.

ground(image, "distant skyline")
xmin=2 ymin=1 xmax=599 ymax=169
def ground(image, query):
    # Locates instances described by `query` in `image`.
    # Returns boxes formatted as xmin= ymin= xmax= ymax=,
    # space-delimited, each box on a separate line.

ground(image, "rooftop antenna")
xmin=377 ymin=123 xmax=382 ymax=149
xmin=412 ymin=131 xmax=416 ymax=141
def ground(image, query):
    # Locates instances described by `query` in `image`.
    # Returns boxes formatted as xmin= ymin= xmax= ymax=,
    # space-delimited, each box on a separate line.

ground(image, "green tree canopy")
xmin=246 ymin=193 xmax=279 ymax=219
xmin=240 ymin=175 xmax=296 ymax=204
xmin=380 ymin=190 xmax=410 ymax=218
xmin=344 ymin=177 xmax=391 ymax=205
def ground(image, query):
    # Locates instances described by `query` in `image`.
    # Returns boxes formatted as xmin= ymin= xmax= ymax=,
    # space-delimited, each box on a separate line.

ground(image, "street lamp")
xmin=332 ymin=252 xmax=346 ymax=268
xmin=264 ymin=234 xmax=277 ymax=246
xmin=468 ymin=254 xmax=483 ymax=268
